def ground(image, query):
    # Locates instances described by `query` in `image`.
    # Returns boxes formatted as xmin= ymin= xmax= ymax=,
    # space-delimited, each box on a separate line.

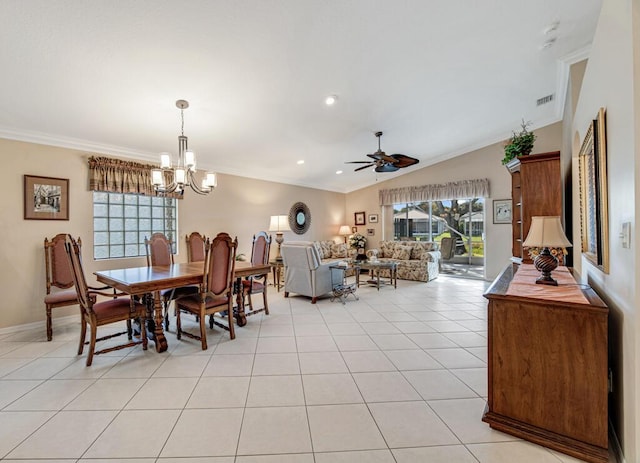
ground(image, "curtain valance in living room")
xmin=87 ymin=156 xmax=180 ymax=198
xmin=378 ymin=178 xmax=490 ymax=205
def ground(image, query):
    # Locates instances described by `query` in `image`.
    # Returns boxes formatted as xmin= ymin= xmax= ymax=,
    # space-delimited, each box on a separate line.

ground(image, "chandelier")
xmin=151 ymin=100 xmax=217 ymax=195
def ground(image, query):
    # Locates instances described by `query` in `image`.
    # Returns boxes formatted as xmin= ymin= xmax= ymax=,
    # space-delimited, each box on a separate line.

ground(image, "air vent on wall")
xmin=536 ymin=94 xmax=555 ymax=106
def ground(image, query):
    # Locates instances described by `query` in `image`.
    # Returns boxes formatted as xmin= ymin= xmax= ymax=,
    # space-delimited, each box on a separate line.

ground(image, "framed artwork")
xmin=354 ymin=211 xmax=366 ymax=225
xmin=493 ymin=199 xmax=512 ymax=224
xmin=579 ymin=107 xmax=609 ymax=273
xmin=351 ymin=226 xmax=358 ymax=233
xmin=24 ymin=175 xmax=69 ymax=220
xmin=368 ymin=213 xmax=378 ymax=223
xmin=366 ymin=228 xmax=375 ymax=236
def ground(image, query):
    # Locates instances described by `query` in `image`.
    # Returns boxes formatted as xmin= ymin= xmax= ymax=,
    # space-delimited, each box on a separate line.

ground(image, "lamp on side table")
xmin=269 ymin=215 xmax=291 ymax=262
xmin=338 ymin=225 xmax=351 ymax=243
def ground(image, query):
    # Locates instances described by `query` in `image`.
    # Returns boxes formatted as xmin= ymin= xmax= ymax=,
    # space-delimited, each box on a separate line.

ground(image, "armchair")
xmin=281 ymin=241 xmax=341 ymax=304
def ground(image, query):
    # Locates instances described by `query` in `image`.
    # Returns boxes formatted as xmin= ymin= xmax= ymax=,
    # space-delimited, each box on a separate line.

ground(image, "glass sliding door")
xmin=392 ymin=197 xmax=485 ymax=278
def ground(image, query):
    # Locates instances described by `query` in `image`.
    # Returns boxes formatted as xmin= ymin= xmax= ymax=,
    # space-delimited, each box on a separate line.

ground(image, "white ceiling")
xmin=0 ymin=0 xmax=602 ymax=193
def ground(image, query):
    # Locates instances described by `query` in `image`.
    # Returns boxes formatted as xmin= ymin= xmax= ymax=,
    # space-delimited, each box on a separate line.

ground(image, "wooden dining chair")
xmin=64 ymin=235 xmax=148 ymax=366
xmin=44 ymin=234 xmax=81 ymax=341
xmin=145 ymin=232 xmax=198 ymax=330
xmin=186 ymin=232 xmax=207 ymax=263
xmin=242 ymin=231 xmax=271 ymax=317
xmin=175 ymin=232 xmax=237 ymax=349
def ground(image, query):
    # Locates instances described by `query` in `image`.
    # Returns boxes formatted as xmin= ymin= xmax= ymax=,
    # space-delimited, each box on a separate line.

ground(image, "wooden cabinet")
xmin=483 ymin=264 xmax=608 ymax=463
xmin=507 ymin=151 xmax=561 ymax=263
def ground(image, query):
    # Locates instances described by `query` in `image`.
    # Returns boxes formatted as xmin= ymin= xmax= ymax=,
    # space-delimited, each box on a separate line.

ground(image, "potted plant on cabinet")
xmin=501 ymin=119 xmax=536 ymax=165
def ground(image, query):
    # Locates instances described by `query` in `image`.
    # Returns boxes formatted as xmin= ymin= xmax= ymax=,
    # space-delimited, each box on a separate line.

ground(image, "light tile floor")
xmin=0 ymin=276 xmax=600 ymax=462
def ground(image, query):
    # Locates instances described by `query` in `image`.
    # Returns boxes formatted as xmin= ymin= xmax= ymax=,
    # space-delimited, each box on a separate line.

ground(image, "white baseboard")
xmin=0 ymin=314 xmax=78 ymax=336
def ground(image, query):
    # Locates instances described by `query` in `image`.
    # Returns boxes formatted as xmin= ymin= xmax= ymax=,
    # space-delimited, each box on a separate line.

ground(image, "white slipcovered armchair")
xmin=281 ymin=241 xmax=342 ymax=304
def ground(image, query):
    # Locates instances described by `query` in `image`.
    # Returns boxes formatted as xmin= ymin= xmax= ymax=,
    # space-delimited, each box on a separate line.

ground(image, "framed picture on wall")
xmin=24 ymin=175 xmax=69 ymax=220
xmin=367 ymin=228 xmax=375 ymax=236
xmin=351 ymin=226 xmax=358 ymax=233
xmin=493 ymin=199 xmax=512 ymax=224
xmin=368 ymin=214 xmax=378 ymax=223
xmin=354 ymin=211 xmax=366 ymax=225
xmin=579 ymin=107 xmax=609 ymax=273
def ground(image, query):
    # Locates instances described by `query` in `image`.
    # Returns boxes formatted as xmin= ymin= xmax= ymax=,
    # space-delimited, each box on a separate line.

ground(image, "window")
xmin=93 ymin=192 xmax=177 ymax=259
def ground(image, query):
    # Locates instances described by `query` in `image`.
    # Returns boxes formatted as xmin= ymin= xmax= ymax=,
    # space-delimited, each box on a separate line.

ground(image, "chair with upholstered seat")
xmin=242 ymin=231 xmax=271 ymax=317
xmin=64 ymin=235 xmax=147 ymax=366
xmin=175 ymin=233 xmax=237 ymax=349
xmin=186 ymin=232 xmax=207 ymax=263
xmin=44 ymin=234 xmax=81 ymax=341
xmin=145 ymin=232 xmax=199 ymax=330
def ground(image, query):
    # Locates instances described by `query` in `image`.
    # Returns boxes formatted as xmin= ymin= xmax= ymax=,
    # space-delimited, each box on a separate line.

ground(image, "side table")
xmin=269 ymin=260 xmax=284 ymax=292
xmin=329 ymin=264 xmax=359 ymax=304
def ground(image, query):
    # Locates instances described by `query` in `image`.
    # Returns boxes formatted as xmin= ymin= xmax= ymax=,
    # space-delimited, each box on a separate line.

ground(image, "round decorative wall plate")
xmin=289 ymin=202 xmax=311 ymax=234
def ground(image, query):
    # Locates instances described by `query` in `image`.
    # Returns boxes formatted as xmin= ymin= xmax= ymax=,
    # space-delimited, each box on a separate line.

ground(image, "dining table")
xmin=95 ymin=261 xmax=271 ymax=352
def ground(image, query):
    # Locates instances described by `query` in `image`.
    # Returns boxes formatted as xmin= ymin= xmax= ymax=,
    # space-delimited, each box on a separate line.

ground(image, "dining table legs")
xmin=152 ymin=290 xmax=168 ymax=352
xmin=234 ymin=277 xmax=248 ymax=327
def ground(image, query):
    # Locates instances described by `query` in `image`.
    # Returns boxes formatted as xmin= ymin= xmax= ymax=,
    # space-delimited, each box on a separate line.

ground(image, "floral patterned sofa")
xmin=370 ymin=240 xmax=441 ymax=282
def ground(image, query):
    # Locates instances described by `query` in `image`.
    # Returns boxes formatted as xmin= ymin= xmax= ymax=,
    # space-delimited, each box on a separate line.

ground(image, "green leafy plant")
xmin=501 ymin=119 xmax=536 ymax=165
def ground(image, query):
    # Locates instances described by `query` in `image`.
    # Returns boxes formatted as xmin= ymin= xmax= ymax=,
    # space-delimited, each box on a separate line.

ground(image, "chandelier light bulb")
xmin=160 ymin=153 xmax=172 ymax=169
xmin=325 ymin=95 xmax=337 ymax=106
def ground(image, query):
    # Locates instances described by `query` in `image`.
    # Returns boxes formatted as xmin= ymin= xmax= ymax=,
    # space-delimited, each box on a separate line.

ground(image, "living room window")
xmin=93 ymin=191 xmax=177 ymax=259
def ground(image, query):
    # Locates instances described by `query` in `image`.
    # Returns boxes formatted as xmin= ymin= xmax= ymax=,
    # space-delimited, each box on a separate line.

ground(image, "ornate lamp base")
xmin=274 ymin=232 xmax=284 ymax=262
xmin=533 ymin=247 xmax=559 ymax=286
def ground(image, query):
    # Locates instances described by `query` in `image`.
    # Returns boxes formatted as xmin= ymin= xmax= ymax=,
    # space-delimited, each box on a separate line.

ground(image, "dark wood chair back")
xmin=145 ymin=233 xmax=174 ymax=266
xmin=44 ymin=234 xmax=81 ymax=340
xmin=250 ymin=231 xmax=271 ymax=266
xmin=64 ymin=235 xmax=92 ymax=314
xmin=186 ymin=232 xmax=207 ymax=263
xmin=205 ymin=233 xmax=237 ymax=297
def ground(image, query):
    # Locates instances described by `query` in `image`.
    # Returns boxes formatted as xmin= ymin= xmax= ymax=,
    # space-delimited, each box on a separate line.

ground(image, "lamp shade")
xmin=523 ymin=216 xmax=572 ymax=248
xmin=338 ymin=225 xmax=351 ymax=236
xmin=269 ymin=215 xmax=291 ymax=232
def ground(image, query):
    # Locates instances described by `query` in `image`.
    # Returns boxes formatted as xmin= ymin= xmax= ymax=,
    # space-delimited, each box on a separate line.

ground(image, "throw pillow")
xmin=379 ymin=241 xmax=394 ymax=258
xmin=330 ymin=242 xmax=347 ymax=258
xmin=313 ymin=241 xmax=324 ymax=259
xmin=319 ymin=241 xmax=333 ymax=259
xmin=392 ymin=245 xmax=412 ymax=260
xmin=411 ymin=246 xmax=426 ymax=260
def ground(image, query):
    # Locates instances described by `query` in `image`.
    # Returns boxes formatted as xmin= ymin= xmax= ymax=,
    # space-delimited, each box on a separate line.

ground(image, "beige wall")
xmin=0 ymin=138 xmax=346 ymax=330
xmin=570 ymin=0 xmax=639 ymax=460
xmin=346 ymin=122 xmax=563 ymax=281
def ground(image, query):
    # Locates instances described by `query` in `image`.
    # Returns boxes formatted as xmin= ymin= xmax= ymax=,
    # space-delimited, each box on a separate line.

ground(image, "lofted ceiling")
xmin=0 ymin=0 xmax=602 ymax=193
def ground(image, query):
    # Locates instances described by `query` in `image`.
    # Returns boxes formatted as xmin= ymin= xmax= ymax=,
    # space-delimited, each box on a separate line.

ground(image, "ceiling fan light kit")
xmin=346 ymin=131 xmax=419 ymax=173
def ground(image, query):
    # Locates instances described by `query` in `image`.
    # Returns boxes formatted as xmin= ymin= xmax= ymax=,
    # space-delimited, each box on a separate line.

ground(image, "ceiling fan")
xmin=346 ymin=131 xmax=420 ymax=173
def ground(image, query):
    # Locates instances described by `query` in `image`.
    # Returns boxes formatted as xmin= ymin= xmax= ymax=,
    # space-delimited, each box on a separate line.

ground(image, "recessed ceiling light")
xmin=336 ymin=170 xmax=343 ymax=175
xmin=297 ymin=160 xmax=305 ymax=165
xmin=325 ymin=95 xmax=338 ymax=106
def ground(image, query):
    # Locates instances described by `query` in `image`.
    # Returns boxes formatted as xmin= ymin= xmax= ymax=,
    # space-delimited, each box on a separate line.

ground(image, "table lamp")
xmin=269 ymin=215 xmax=291 ymax=262
xmin=338 ymin=225 xmax=351 ymax=243
xmin=522 ymin=216 xmax=572 ymax=286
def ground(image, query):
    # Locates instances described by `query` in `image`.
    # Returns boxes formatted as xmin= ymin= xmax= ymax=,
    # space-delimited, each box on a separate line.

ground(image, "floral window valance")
xmin=379 ymin=178 xmax=490 ymax=205
xmin=87 ymin=156 xmax=180 ymax=198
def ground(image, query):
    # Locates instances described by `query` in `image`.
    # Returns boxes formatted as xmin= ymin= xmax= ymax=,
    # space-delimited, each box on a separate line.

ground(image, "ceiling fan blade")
xmin=345 ymin=161 xmax=374 ymax=164
xmin=390 ymin=154 xmax=420 ymax=168
xmin=367 ymin=150 xmax=385 ymax=160
xmin=379 ymin=153 xmax=398 ymax=163
xmin=355 ymin=163 xmax=375 ymax=172
xmin=375 ymin=163 xmax=400 ymax=173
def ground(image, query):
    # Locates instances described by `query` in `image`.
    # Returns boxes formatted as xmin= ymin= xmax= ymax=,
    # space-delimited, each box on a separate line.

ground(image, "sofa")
xmin=369 ymin=240 xmax=441 ymax=282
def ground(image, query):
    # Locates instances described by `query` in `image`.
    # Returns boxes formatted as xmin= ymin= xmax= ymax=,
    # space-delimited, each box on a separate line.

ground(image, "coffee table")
xmin=354 ymin=260 xmax=398 ymax=290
